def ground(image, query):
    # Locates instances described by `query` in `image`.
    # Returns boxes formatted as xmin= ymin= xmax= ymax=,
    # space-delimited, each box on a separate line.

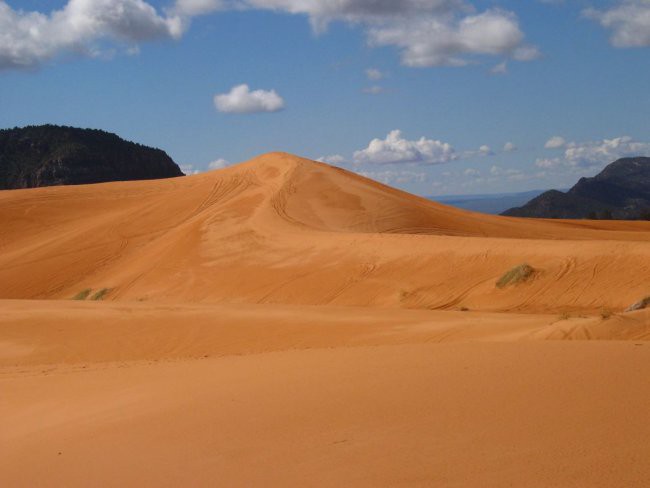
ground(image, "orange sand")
xmin=1 ymin=153 xmax=649 ymax=486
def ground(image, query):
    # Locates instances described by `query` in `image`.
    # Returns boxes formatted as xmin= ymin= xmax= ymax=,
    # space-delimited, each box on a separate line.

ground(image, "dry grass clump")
xmin=496 ymin=264 xmax=535 ymax=289
xmin=91 ymin=288 xmax=111 ymax=301
xmin=72 ymin=288 xmax=92 ymax=300
xmin=625 ymin=296 xmax=650 ymax=313
xmin=600 ymin=308 xmax=613 ymax=320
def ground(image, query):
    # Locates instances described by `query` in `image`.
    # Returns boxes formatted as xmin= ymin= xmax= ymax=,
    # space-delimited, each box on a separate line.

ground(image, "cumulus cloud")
xmin=180 ymin=163 xmax=201 ymax=174
xmin=362 ymin=85 xmax=384 ymax=94
xmin=214 ymin=1 xmax=540 ymax=67
xmin=489 ymin=164 xmax=527 ymax=181
xmin=503 ymin=142 xmax=517 ymax=152
xmin=213 ymin=84 xmax=285 ymax=114
xmin=564 ymin=136 xmax=650 ymax=167
xmin=534 ymin=157 xmax=561 ymax=169
xmin=208 ymin=158 xmax=230 ymax=169
xmin=353 ymin=129 xmax=457 ymax=165
xmin=174 ymin=0 xmax=225 ymax=16
xmin=356 ymin=169 xmax=427 ymax=186
xmin=366 ymin=8 xmax=539 ymax=67
xmin=535 ymin=135 xmax=650 ymax=170
xmin=0 ymin=0 xmax=183 ymax=70
xmin=173 ymin=0 xmax=541 ymax=69
xmin=478 ymin=144 xmax=493 ymax=156
xmin=241 ymin=0 xmax=468 ymax=32
xmin=544 ymin=136 xmax=566 ymax=149
xmin=490 ymin=60 xmax=508 ymax=74
xmin=584 ymin=1 xmax=650 ymax=48
xmin=462 ymin=144 xmax=494 ymax=158
xmin=1 ymin=0 xmax=539 ymax=71
xmin=317 ymin=154 xmax=346 ymax=164
xmin=365 ymin=67 xmax=385 ymax=80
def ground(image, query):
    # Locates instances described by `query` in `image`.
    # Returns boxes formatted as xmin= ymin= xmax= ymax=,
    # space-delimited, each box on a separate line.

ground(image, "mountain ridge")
xmin=503 ymin=157 xmax=650 ymax=220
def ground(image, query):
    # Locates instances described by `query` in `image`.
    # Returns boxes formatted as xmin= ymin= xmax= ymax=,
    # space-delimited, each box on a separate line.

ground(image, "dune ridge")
xmin=1 ymin=152 xmax=649 ymax=312
xmin=2 ymin=152 xmax=650 ymax=487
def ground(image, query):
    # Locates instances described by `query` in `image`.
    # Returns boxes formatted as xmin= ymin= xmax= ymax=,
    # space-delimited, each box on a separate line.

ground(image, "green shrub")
xmin=72 ymin=288 xmax=92 ymax=300
xmin=90 ymin=288 xmax=111 ymax=301
xmin=496 ymin=264 xmax=535 ymax=289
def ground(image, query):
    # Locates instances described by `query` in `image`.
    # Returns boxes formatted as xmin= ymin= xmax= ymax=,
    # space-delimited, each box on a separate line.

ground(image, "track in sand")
xmin=1 ymin=153 xmax=649 ymax=487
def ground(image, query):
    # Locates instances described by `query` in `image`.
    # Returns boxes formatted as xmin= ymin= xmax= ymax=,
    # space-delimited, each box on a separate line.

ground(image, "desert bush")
xmin=600 ymin=308 xmax=613 ymax=320
xmin=496 ymin=264 xmax=535 ymax=289
xmin=558 ymin=312 xmax=571 ymax=321
xmin=625 ymin=296 xmax=650 ymax=312
xmin=90 ymin=288 xmax=111 ymax=301
xmin=72 ymin=288 xmax=92 ymax=300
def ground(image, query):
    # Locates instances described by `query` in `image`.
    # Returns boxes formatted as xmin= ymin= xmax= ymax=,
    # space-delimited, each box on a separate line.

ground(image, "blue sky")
xmin=1 ymin=0 xmax=649 ymax=196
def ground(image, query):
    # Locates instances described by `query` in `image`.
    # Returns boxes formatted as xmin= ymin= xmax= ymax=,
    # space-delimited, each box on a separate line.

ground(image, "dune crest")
xmin=1 ymin=152 xmax=649 ymax=312
xmin=2 ymin=152 xmax=650 ymax=488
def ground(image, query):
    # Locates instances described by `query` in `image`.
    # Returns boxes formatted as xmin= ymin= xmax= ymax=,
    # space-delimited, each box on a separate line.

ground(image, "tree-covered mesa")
xmin=0 ymin=125 xmax=183 ymax=190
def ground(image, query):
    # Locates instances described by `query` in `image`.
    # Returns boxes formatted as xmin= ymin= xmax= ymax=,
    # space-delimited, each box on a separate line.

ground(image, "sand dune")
xmin=2 ymin=152 xmax=650 ymax=486
xmin=1 ymin=152 xmax=648 ymax=312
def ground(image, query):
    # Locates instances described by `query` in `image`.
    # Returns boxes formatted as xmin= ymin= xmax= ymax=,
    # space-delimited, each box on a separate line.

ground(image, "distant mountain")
xmin=502 ymin=157 xmax=650 ymax=220
xmin=0 ymin=125 xmax=184 ymax=190
xmin=432 ymin=189 xmax=549 ymax=215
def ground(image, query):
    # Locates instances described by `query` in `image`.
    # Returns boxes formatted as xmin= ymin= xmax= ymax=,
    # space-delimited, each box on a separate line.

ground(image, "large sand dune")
xmin=1 ymin=153 xmax=649 ymax=486
xmin=1 ymin=152 xmax=648 ymax=312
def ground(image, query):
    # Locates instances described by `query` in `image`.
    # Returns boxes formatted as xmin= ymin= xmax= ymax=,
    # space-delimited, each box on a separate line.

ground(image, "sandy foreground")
xmin=1 ymin=153 xmax=650 ymax=486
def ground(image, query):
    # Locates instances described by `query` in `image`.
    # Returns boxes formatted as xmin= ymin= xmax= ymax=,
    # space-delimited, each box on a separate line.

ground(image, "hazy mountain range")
xmin=503 ymin=157 xmax=650 ymax=220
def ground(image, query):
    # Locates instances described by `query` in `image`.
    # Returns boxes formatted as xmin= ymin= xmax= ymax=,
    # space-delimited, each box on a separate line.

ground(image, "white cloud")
xmin=512 ymin=45 xmax=541 ymax=61
xmin=174 ymin=0 xmax=224 ymax=16
xmin=317 ymin=154 xmax=346 ymax=164
xmin=365 ymin=68 xmax=385 ymax=80
xmin=544 ymin=136 xmax=566 ymax=149
xmin=534 ymin=157 xmax=561 ymax=169
xmin=1 ymin=0 xmax=539 ymax=71
xmin=367 ymin=9 xmax=539 ymax=67
xmin=242 ymin=0 xmax=468 ymax=32
xmin=478 ymin=144 xmax=493 ymax=156
xmin=213 ymin=84 xmax=285 ymax=114
xmin=535 ymin=135 xmax=650 ymax=171
xmin=362 ymin=85 xmax=384 ymax=95
xmin=196 ymin=0 xmax=538 ymax=68
xmin=584 ymin=1 xmax=650 ymax=48
xmin=490 ymin=60 xmax=508 ymax=74
xmin=0 ymin=0 xmax=183 ymax=70
xmin=489 ymin=165 xmax=529 ymax=181
xmin=353 ymin=129 xmax=457 ymax=165
xmin=208 ymin=158 xmax=230 ymax=169
xmin=503 ymin=142 xmax=517 ymax=152
xmin=463 ymin=168 xmax=480 ymax=176
xmin=356 ymin=169 xmax=427 ymax=186
xmin=564 ymin=136 xmax=650 ymax=167
xmin=180 ymin=163 xmax=201 ymax=174
xmin=462 ymin=144 xmax=494 ymax=158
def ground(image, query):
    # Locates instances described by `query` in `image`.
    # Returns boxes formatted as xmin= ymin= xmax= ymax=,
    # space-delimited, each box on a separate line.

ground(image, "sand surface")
xmin=1 ymin=153 xmax=649 ymax=486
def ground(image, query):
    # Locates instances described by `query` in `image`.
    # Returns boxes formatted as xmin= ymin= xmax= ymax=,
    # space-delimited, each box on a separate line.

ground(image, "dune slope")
xmin=2 ymin=152 xmax=650 ymax=487
xmin=1 ymin=152 xmax=648 ymax=312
